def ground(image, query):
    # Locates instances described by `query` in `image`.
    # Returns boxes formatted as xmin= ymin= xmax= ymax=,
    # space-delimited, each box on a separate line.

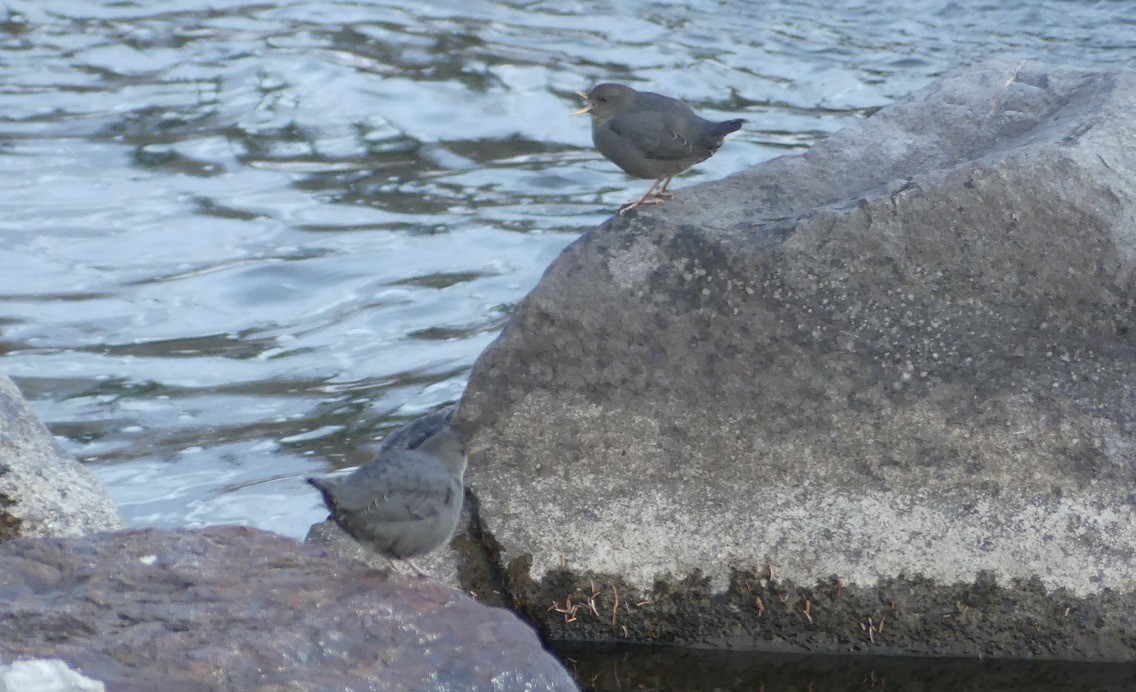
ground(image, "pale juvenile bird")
xmin=574 ymin=83 xmax=745 ymax=214
xmin=307 ymin=425 xmax=466 ymax=577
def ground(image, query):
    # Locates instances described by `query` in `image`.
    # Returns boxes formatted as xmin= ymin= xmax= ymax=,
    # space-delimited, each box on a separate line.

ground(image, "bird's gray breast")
xmin=593 ymin=119 xmax=655 ymax=178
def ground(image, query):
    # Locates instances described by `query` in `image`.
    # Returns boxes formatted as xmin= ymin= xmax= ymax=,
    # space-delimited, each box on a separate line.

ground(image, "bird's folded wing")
xmin=334 ymin=462 xmax=454 ymax=521
xmin=360 ymin=484 xmax=453 ymax=522
xmin=608 ymin=111 xmax=694 ymax=160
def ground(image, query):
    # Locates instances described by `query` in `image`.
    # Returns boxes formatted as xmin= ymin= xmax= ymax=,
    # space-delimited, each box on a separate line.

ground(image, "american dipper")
xmin=574 ymin=83 xmax=745 ymax=214
xmin=306 ymin=426 xmax=466 ymax=576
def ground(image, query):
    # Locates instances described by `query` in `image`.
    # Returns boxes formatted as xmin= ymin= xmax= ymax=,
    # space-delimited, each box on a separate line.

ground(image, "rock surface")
xmin=0 ymin=374 xmax=124 ymax=540
xmin=454 ymin=61 xmax=1136 ymax=659
xmin=0 ymin=526 xmax=576 ymax=691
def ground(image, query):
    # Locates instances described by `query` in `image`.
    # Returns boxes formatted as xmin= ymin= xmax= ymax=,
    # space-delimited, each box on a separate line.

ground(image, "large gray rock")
xmin=0 ymin=526 xmax=576 ymax=690
xmin=454 ymin=61 xmax=1136 ymax=659
xmin=0 ymin=374 xmax=124 ymax=540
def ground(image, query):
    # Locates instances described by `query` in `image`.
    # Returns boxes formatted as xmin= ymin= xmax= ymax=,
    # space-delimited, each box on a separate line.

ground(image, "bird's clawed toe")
xmin=618 ymin=197 xmax=666 ymax=215
xmin=404 ymin=558 xmax=430 ymax=578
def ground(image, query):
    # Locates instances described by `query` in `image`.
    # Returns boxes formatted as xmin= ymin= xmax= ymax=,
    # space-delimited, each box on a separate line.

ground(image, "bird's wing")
xmin=607 ymin=110 xmax=695 ymax=161
xmin=331 ymin=454 xmax=455 ymax=522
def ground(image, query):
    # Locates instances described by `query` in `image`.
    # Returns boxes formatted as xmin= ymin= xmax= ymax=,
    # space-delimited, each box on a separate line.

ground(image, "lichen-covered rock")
xmin=0 ymin=526 xmax=576 ymax=690
xmin=455 ymin=61 xmax=1136 ymax=659
xmin=0 ymin=374 xmax=124 ymax=540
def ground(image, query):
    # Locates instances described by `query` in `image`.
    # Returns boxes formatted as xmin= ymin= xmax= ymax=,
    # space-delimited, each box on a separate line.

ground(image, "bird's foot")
xmin=651 ymin=191 xmax=676 ymax=201
xmin=617 ymin=197 xmax=666 ymax=215
xmin=386 ymin=557 xmax=431 ymax=578
xmin=403 ymin=558 xmax=431 ymax=578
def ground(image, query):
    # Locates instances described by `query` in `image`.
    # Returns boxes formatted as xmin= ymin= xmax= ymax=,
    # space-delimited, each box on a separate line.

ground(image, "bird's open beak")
xmin=572 ymin=90 xmax=592 ymax=115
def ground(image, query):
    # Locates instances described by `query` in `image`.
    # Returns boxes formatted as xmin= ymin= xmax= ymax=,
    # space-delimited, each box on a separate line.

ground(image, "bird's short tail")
xmin=701 ymin=118 xmax=745 ymax=150
xmin=306 ymin=476 xmax=336 ymax=512
xmin=713 ymin=118 xmax=746 ymax=137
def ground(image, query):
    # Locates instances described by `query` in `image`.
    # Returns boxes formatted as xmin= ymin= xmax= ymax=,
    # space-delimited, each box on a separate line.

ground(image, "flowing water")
xmin=2 ymin=0 xmax=1135 ymax=687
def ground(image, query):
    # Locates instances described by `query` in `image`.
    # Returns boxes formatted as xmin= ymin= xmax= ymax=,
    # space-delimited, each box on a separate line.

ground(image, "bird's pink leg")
xmin=618 ymin=178 xmax=667 ymax=214
xmin=653 ymin=176 xmax=676 ymax=200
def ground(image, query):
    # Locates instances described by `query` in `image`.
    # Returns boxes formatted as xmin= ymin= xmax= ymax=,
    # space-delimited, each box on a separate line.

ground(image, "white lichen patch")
xmin=473 ymin=394 xmax=1136 ymax=599
xmin=607 ymin=239 xmax=663 ymax=291
xmin=482 ymin=479 xmax=1136 ymax=598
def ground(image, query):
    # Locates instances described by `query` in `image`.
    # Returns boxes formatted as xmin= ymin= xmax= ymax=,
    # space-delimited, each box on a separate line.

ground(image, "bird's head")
xmin=418 ymin=427 xmax=467 ymax=477
xmin=573 ymin=83 xmax=638 ymax=122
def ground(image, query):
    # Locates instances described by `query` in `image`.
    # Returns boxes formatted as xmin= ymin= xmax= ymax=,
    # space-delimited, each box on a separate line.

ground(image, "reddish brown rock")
xmin=0 ymin=526 xmax=576 ymax=691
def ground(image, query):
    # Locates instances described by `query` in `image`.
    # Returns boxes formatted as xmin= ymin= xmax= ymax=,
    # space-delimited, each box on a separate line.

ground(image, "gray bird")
xmin=574 ymin=83 xmax=745 ymax=214
xmin=307 ymin=426 xmax=466 ymax=576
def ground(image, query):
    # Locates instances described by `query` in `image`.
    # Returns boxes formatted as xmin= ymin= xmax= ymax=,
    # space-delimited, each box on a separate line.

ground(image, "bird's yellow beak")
xmin=572 ymin=90 xmax=592 ymax=115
